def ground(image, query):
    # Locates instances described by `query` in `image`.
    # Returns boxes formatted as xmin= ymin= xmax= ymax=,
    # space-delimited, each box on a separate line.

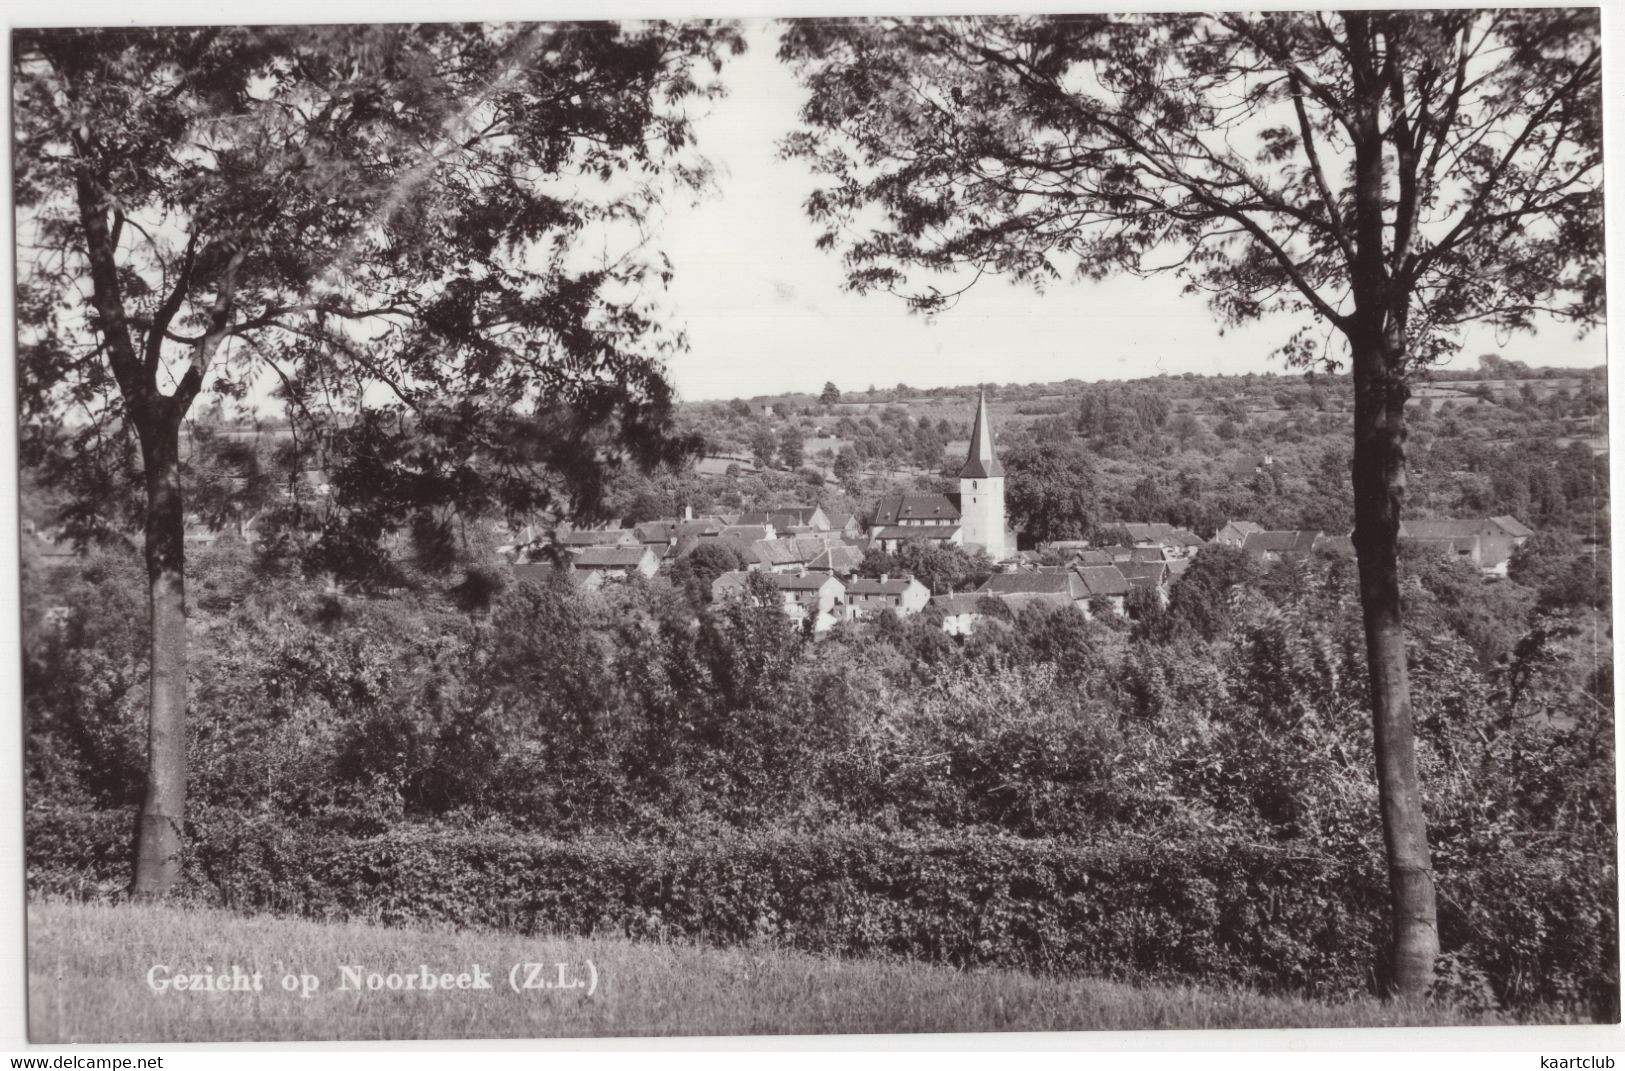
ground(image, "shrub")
xmin=26 ymin=810 xmax=1615 ymax=1019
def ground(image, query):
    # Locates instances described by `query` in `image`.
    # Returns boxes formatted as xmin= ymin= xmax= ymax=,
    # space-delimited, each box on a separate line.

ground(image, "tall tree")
xmin=1002 ymin=439 xmax=1098 ymax=544
xmin=15 ymin=22 xmax=742 ymax=898
xmin=780 ymin=11 xmax=1602 ymax=997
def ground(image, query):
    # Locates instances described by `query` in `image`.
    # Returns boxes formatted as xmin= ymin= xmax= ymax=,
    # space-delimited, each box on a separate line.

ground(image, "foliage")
xmin=16 ymin=23 xmax=745 ymax=549
xmin=1000 ymin=439 xmax=1097 ymax=544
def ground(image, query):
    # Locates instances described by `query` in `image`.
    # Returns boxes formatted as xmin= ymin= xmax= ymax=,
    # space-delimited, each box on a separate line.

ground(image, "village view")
xmin=15 ymin=12 xmax=1612 ymax=1045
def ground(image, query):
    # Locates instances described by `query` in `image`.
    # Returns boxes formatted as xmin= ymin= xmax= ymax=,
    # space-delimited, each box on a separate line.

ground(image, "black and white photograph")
xmin=9 ymin=4 xmax=1616 ymax=1047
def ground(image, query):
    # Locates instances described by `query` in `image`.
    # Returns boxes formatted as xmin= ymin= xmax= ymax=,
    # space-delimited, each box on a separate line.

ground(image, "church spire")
xmin=958 ymin=390 xmax=1003 ymax=479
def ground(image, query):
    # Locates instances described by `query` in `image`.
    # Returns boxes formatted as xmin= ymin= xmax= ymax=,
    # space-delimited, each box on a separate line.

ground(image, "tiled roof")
xmin=847 ymin=577 xmax=922 ymax=596
xmin=1073 ymin=565 xmax=1131 ymax=597
xmin=1400 ymin=519 xmax=1484 ymax=540
xmin=574 ymin=546 xmax=651 ymax=568
xmin=557 ymin=528 xmax=637 ymax=546
xmin=719 ymin=525 xmax=771 ymax=543
xmin=792 ymin=537 xmax=832 ymax=560
xmin=1117 ymin=522 xmax=1174 ymax=542
xmin=750 ymin=539 xmax=806 ymax=566
xmin=978 ymin=571 xmax=1079 ymax=597
xmin=1313 ymin=534 xmax=1356 ymax=558
xmin=1490 ymin=515 xmax=1534 ymax=538
xmin=808 ymin=545 xmax=864 ymax=573
xmin=872 ymin=494 xmax=960 ymax=526
xmin=931 ymin=593 xmax=985 ymax=615
xmin=1119 ymin=561 xmax=1168 ymax=583
xmin=635 ymin=521 xmax=678 ymax=543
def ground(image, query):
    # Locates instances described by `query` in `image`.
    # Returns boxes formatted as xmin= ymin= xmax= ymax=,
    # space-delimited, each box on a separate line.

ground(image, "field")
xmin=27 ymin=900 xmax=1504 ymax=1043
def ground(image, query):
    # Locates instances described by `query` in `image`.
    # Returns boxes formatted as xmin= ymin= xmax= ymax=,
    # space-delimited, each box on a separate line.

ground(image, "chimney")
xmin=879 ymin=573 xmax=889 ymax=584
xmin=684 ymin=504 xmax=693 ymax=521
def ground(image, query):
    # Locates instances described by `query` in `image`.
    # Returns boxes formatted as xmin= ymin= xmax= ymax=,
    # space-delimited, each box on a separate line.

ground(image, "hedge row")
xmin=26 ymin=807 xmax=1615 ymax=1018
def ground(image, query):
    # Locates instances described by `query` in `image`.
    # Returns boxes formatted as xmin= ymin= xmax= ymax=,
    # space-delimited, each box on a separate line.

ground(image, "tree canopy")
xmin=780 ymin=12 xmax=1601 ymax=365
xmin=1002 ymin=439 xmax=1097 ymax=544
xmin=17 ymin=22 xmax=745 ymax=546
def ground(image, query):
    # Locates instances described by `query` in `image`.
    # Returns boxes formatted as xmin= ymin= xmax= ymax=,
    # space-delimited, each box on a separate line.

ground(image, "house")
xmin=1214 ymin=520 xmax=1265 ymax=547
xmin=1229 ymin=453 xmax=1274 ymax=479
xmin=1313 ymin=533 xmax=1357 ymax=559
xmin=806 ymin=543 xmax=864 ymax=576
xmin=1111 ymin=523 xmax=1197 ymax=553
xmin=976 ymin=570 xmax=1085 ymax=608
xmin=1072 ymin=565 xmax=1131 ymax=617
xmin=555 ymin=527 xmax=639 ymax=548
xmin=712 ymin=569 xmax=848 ymax=633
xmin=872 ymin=494 xmax=962 ymax=528
xmin=845 ymin=575 xmax=932 ymax=617
xmin=1489 ymin=515 xmax=1534 ymax=541
xmin=718 ymin=524 xmax=775 ymax=545
xmin=930 ymin=593 xmax=987 ymax=636
xmin=1399 ymin=516 xmax=1533 ymax=545
xmin=634 ymin=520 xmax=682 ymax=546
xmin=748 ymin=538 xmax=811 ymax=573
xmin=675 ymin=518 xmax=726 ymax=540
xmin=1396 ymin=516 xmax=1533 ymax=575
xmin=739 ymin=505 xmax=830 ymax=531
xmin=1404 ymin=532 xmax=1519 ymax=576
xmin=825 ymin=512 xmax=861 ymax=538
xmin=571 ymin=545 xmax=659 ymax=584
xmin=1241 ymin=529 xmax=1323 ymax=564
xmin=1119 ymin=560 xmax=1170 ymax=606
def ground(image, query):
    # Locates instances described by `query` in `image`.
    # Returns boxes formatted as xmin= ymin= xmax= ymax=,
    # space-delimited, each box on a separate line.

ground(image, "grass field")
xmin=24 ymin=900 xmax=1508 ymax=1042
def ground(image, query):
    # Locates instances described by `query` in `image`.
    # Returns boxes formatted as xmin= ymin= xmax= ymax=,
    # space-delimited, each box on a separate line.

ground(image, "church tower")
xmin=958 ymin=391 xmax=1008 ymax=561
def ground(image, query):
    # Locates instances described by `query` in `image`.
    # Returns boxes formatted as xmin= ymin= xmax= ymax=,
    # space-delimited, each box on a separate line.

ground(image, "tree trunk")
xmin=131 ymin=405 xmax=188 ymax=900
xmin=1349 ymin=325 xmax=1438 ymax=999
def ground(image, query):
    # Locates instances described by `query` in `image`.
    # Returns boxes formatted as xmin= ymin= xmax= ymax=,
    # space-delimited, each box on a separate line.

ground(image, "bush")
xmin=26 ymin=809 xmax=1615 ymax=1019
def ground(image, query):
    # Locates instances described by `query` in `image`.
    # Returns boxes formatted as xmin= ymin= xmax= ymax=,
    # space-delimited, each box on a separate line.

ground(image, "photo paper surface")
xmin=12 ymin=8 xmax=1615 ymax=1045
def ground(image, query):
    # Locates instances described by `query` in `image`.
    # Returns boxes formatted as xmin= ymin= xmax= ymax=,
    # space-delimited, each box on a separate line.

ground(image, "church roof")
xmin=958 ymin=391 xmax=1004 ymax=479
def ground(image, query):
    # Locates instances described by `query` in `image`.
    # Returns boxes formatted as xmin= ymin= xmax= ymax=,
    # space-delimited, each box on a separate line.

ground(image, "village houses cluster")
xmin=488 ymin=394 xmax=1537 ymax=636
xmin=19 ymin=391 xmax=1537 ymax=634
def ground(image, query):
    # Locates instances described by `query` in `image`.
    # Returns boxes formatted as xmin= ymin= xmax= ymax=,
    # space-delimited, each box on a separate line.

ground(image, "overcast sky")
xmin=654 ymin=20 xmax=1607 ymax=403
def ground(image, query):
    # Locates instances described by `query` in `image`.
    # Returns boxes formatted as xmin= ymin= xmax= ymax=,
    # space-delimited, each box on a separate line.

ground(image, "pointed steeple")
xmin=958 ymin=390 xmax=1003 ymax=479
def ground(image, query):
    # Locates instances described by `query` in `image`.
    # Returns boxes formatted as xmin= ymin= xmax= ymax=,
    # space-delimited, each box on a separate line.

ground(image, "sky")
xmin=650 ymin=20 xmax=1608 ymax=403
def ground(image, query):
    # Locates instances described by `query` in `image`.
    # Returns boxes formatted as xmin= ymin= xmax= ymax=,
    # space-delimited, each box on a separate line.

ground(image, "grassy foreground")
xmin=27 ymin=900 xmax=1500 ymax=1042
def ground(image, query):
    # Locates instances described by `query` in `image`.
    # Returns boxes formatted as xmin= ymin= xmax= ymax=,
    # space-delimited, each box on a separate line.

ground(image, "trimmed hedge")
xmin=26 ymin=806 xmax=1615 ymax=1018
